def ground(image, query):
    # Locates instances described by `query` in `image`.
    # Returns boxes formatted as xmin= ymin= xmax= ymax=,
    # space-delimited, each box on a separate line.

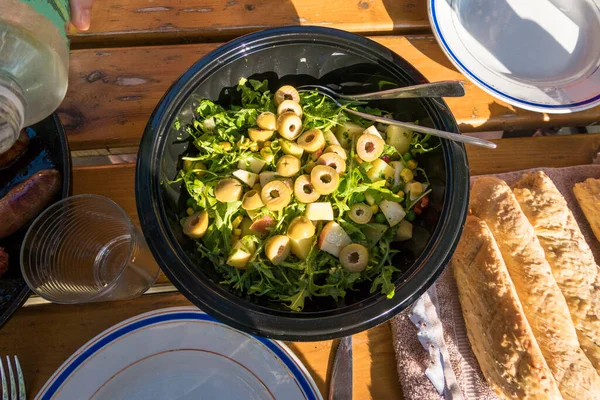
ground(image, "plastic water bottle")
xmin=0 ymin=0 xmax=70 ymax=153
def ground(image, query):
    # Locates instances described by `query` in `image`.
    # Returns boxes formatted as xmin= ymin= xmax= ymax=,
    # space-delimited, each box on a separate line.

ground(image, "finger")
xmin=70 ymin=0 xmax=94 ymax=31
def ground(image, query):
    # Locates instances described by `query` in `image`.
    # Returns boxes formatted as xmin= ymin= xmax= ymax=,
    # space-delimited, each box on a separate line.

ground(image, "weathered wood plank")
xmin=69 ymin=0 xmax=428 ymax=48
xmin=60 ymin=37 xmax=600 ymax=151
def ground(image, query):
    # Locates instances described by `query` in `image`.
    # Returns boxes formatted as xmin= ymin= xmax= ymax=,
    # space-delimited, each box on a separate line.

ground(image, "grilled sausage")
xmin=0 ymin=169 xmax=61 ymax=239
xmin=0 ymin=130 xmax=29 ymax=169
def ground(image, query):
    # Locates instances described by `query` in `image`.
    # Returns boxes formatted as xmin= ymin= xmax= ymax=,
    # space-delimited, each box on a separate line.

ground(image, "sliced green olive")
xmin=256 ymin=112 xmax=277 ymax=130
xmin=260 ymin=180 xmax=292 ymax=211
xmin=277 ymin=100 xmax=303 ymax=117
xmin=248 ymin=127 xmax=274 ymax=142
xmin=297 ymin=128 xmax=325 ymax=153
xmin=277 ymin=112 xmax=303 ymax=140
xmin=215 ymin=178 xmax=243 ymax=203
xmin=264 ymin=235 xmax=291 ymax=265
xmin=310 ymin=165 xmax=340 ymax=195
xmin=324 ymin=145 xmax=347 ymax=160
xmin=287 ymin=216 xmax=316 ymax=240
xmin=356 ymin=133 xmax=385 ymax=162
xmin=241 ymin=190 xmax=264 ymax=210
xmin=274 ymin=85 xmax=300 ymax=106
xmin=184 ymin=160 xmax=207 ymax=176
xmin=276 ymin=155 xmax=301 ymax=177
xmin=183 ymin=210 xmax=209 ymax=238
xmin=339 ymin=243 xmax=369 ymax=272
xmin=317 ymin=152 xmax=346 ymax=175
xmin=348 ymin=203 xmax=373 ymax=224
xmin=294 ymin=174 xmax=320 ymax=203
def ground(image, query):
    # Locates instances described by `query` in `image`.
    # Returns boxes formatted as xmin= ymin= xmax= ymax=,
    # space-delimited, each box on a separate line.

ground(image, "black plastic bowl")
xmin=136 ymin=26 xmax=469 ymax=341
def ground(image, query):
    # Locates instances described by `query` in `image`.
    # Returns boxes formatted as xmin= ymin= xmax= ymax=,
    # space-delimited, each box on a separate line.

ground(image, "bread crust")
xmin=574 ymin=178 xmax=600 ymax=243
xmin=452 ymin=216 xmax=561 ymax=399
xmin=470 ymin=177 xmax=600 ymax=400
xmin=513 ymin=172 xmax=600 ymax=374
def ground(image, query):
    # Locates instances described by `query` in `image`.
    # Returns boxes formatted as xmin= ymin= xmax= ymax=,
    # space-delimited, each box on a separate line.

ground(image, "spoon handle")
xmin=341 ymin=81 xmax=466 ymax=100
xmin=347 ymin=109 xmax=496 ymax=149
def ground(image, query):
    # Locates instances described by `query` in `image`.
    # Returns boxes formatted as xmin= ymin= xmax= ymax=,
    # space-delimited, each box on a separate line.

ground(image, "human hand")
xmin=70 ymin=0 xmax=93 ymax=31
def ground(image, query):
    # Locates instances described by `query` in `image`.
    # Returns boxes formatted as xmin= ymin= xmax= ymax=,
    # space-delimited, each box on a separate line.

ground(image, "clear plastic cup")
xmin=20 ymin=195 xmax=159 ymax=303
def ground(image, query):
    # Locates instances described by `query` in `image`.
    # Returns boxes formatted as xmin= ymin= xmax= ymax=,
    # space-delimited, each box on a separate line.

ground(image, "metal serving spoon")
xmin=298 ymin=87 xmax=497 ymax=149
xmin=300 ymin=81 xmax=465 ymax=101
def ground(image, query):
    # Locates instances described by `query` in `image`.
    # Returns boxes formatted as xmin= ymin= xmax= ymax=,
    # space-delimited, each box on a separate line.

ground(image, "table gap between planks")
xmin=3 ymin=1 xmax=600 ymax=398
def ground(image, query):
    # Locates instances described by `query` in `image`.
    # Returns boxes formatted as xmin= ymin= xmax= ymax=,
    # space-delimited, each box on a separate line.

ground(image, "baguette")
xmin=513 ymin=171 xmax=600 ymax=373
xmin=470 ymin=177 xmax=600 ymax=400
xmin=452 ymin=216 xmax=561 ymax=399
xmin=574 ymin=178 xmax=600 ymax=243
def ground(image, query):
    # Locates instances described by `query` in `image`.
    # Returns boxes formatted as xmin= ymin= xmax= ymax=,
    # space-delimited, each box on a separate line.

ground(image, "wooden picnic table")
xmin=1 ymin=1 xmax=600 ymax=398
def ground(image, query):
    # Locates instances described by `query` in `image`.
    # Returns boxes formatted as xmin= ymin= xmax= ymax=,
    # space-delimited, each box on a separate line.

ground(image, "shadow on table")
xmin=381 ymin=0 xmax=429 ymax=32
xmin=285 ymin=341 xmax=332 ymax=397
xmin=457 ymin=101 xmax=520 ymax=134
xmin=406 ymin=35 xmax=457 ymax=71
xmin=367 ymin=324 xmax=404 ymax=399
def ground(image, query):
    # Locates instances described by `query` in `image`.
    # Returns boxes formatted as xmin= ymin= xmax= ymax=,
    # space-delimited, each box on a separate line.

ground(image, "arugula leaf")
xmin=300 ymin=92 xmax=349 ymax=131
xmin=378 ymin=80 xmax=398 ymax=90
xmin=411 ymin=133 xmax=441 ymax=155
xmin=370 ymin=265 xmax=398 ymax=299
xmin=237 ymin=78 xmax=272 ymax=109
xmin=277 ymin=280 xmax=310 ymax=311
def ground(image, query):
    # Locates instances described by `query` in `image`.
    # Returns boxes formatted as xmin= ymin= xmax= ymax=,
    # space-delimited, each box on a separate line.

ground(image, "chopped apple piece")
xmin=389 ymin=161 xmax=403 ymax=186
xmin=226 ymin=239 xmax=256 ymax=269
xmin=238 ymin=156 xmax=266 ymax=174
xmin=249 ymin=215 xmax=275 ymax=238
xmin=305 ymin=202 xmax=334 ymax=221
xmin=395 ymin=220 xmax=413 ymax=241
xmin=335 ymin=121 xmax=363 ymax=148
xmin=280 ymin=139 xmax=304 ymax=158
xmin=323 ymin=129 xmax=341 ymax=146
xmin=246 ymin=209 xmax=259 ymax=220
xmin=232 ymin=169 xmax=258 ymax=187
xmin=318 ymin=221 xmax=352 ymax=257
xmin=281 ymin=178 xmax=293 ymax=192
xmin=366 ymin=158 xmax=395 ymax=183
xmin=362 ymin=125 xmax=383 ymax=139
xmin=386 ymin=125 xmax=413 ymax=154
xmin=379 ymin=200 xmax=406 ymax=227
xmin=361 ymin=223 xmax=388 ymax=248
xmin=259 ymin=171 xmax=279 ymax=187
xmin=240 ymin=217 xmax=253 ymax=237
xmin=290 ymin=237 xmax=314 ymax=260
xmin=227 ymin=247 xmax=251 ymax=269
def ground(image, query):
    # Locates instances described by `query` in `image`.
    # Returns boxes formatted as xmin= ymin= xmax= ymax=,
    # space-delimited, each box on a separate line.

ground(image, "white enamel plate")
xmin=429 ymin=0 xmax=600 ymax=113
xmin=36 ymin=307 xmax=322 ymax=400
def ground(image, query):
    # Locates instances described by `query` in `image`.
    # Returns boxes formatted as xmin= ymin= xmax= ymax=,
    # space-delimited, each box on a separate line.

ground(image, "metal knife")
xmin=329 ymin=335 xmax=353 ymax=400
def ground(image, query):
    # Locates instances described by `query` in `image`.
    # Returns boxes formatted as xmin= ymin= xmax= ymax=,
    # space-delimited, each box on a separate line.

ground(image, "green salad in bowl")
xmin=174 ymin=78 xmax=437 ymax=311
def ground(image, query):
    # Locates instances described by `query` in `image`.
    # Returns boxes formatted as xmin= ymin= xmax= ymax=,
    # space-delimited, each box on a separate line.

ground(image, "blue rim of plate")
xmin=38 ymin=308 xmax=321 ymax=399
xmin=429 ymin=0 xmax=600 ymax=110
